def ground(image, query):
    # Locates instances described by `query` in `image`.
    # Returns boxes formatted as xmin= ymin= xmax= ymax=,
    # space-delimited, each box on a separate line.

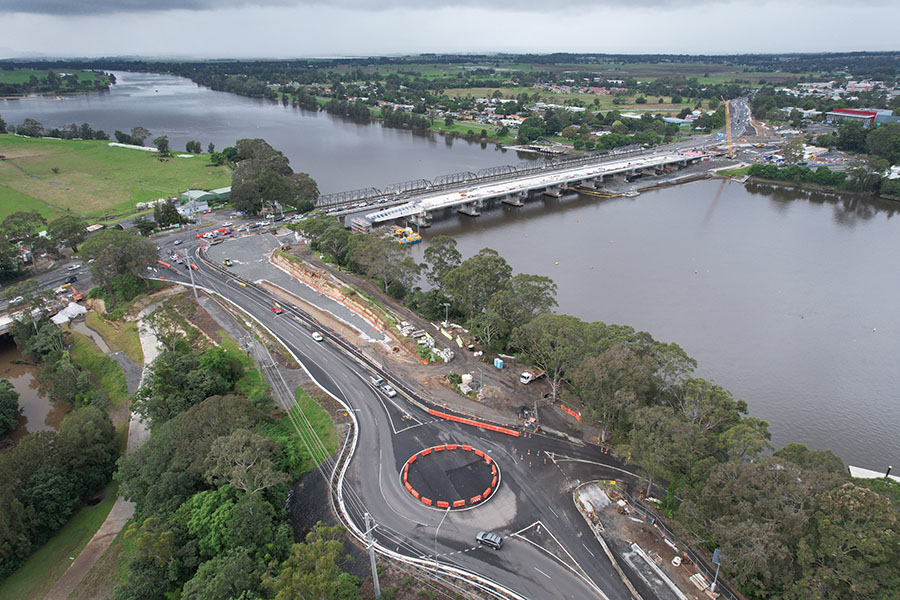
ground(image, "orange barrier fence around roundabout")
xmin=401 ymin=444 xmax=500 ymax=510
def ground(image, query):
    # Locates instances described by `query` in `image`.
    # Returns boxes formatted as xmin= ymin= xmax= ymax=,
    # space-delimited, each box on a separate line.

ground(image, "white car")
xmin=380 ymin=384 xmax=397 ymax=398
xmin=9 ymin=296 xmax=24 ymax=305
xmin=311 ymin=332 xmax=324 ymax=342
xmin=67 ymin=263 xmax=81 ymax=271
xmin=223 ymin=222 xmax=233 ymax=227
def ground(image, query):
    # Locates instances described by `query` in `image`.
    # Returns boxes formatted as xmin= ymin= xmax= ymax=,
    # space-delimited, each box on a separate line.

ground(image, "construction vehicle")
xmin=519 ymin=369 xmax=546 ymax=384
xmin=71 ymin=288 xmax=84 ymax=302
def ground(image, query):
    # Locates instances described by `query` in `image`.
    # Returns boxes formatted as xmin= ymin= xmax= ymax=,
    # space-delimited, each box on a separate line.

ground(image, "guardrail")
xmin=315 ymin=146 xmax=654 ymax=210
xmin=196 ymin=245 xmax=526 ymax=438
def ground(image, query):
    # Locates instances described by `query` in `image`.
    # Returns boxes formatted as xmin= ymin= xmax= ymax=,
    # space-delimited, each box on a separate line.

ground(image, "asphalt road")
xmin=157 ymin=237 xmax=650 ymax=600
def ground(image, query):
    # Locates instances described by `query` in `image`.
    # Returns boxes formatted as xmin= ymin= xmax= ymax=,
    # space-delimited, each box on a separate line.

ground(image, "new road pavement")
xmin=156 ymin=234 xmax=652 ymax=600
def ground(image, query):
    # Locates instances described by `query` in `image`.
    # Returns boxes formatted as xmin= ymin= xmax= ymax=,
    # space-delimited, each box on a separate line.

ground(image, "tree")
xmin=788 ymin=483 xmax=900 ymax=599
xmin=15 ymin=118 xmax=44 ymax=137
xmin=836 ymin=121 xmax=868 ymax=153
xmin=154 ymin=136 xmax=170 ymax=156
xmin=58 ymin=406 xmax=118 ymax=498
xmin=130 ymin=126 xmax=151 ymax=146
xmin=272 ymin=523 xmax=362 ymax=600
xmin=444 ymin=115 xmax=454 ymax=127
xmin=511 ymin=313 xmax=590 ymax=401
xmin=133 ymin=215 xmax=157 ymax=237
xmin=422 ymin=235 xmax=461 ymax=290
xmin=349 ymin=235 xmax=419 ymax=293
xmin=153 ymin=199 xmax=183 ymax=229
xmin=286 ymin=172 xmax=319 ymax=209
xmin=784 ymin=136 xmax=806 ymax=165
xmin=203 ymin=429 xmax=289 ymax=495
xmin=80 ymin=229 xmax=157 ymax=287
xmin=1 ymin=210 xmax=46 ymax=245
xmin=442 ymin=248 xmax=511 ymax=318
xmin=468 ymin=309 xmax=511 ymax=353
xmin=866 ymin=121 xmax=900 ymax=164
xmin=0 ymin=113 xmax=6 ymax=134
xmin=181 ymin=549 xmax=262 ymax=600
xmin=571 ymin=346 xmax=652 ymax=443
xmin=487 ymin=273 xmax=557 ymax=329
xmin=47 ymin=215 xmax=87 ymax=252
xmin=678 ymin=457 xmax=845 ymax=598
xmin=0 ymin=379 xmax=19 ymax=435
xmin=207 ymin=142 xmax=215 ymax=154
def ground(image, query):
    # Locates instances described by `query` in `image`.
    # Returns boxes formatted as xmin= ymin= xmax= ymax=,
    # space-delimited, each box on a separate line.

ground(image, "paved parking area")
xmin=206 ymin=233 xmax=384 ymax=341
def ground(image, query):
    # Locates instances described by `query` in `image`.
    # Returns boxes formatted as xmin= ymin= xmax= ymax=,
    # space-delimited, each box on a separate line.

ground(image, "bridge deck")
xmin=365 ymin=153 xmax=696 ymax=223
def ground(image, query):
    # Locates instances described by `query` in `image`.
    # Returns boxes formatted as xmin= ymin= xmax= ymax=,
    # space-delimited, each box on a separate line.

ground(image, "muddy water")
xmin=0 ymin=336 xmax=68 ymax=448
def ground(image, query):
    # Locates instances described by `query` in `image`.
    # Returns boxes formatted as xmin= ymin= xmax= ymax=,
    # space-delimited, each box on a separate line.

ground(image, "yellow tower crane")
xmin=721 ymin=96 xmax=735 ymax=158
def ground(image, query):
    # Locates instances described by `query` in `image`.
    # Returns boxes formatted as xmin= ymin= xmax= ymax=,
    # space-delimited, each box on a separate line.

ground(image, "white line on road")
xmin=582 ymin=543 xmax=596 ymax=558
xmin=534 ymin=567 xmax=552 ymax=580
xmin=548 ymin=506 xmax=560 ymax=519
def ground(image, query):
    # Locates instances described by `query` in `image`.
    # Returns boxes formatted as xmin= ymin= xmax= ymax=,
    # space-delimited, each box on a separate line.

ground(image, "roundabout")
xmin=401 ymin=444 xmax=500 ymax=510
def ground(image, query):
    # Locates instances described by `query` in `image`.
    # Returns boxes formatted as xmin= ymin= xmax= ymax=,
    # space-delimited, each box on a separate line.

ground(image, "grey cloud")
xmin=0 ymin=0 xmax=885 ymax=16
xmin=3 ymin=0 xmax=696 ymax=16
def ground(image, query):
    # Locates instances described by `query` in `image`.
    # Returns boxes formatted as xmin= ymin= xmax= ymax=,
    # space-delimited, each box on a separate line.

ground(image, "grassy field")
xmin=69 ymin=330 xmax=129 ymax=407
xmin=85 ymin=312 xmax=144 ymax=365
xmin=289 ymin=387 xmax=338 ymax=469
xmin=0 ymin=68 xmax=108 ymax=84
xmin=0 ymin=482 xmax=119 ymax=600
xmin=0 ymin=134 xmax=231 ymax=221
xmin=442 ymin=87 xmax=693 ymax=112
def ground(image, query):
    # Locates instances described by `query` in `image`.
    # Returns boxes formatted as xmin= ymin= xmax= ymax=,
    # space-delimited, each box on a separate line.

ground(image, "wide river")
xmin=2 ymin=72 xmax=898 ymax=468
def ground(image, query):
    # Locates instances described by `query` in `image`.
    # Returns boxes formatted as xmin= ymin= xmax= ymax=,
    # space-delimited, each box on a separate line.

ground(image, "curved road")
xmin=159 ymin=237 xmax=647 ymax=600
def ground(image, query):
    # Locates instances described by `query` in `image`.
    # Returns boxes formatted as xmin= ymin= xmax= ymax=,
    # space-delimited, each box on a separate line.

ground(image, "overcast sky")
xmin=0 ymin=0 xmax=896 ymax=59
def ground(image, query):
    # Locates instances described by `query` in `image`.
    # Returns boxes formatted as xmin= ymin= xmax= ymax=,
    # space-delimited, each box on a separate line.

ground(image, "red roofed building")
xmin=824 ymin=109 xmax=878 ymax=127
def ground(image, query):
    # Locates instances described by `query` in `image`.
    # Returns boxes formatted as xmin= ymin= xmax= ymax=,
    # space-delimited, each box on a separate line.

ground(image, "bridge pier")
xmin=501 ymin=192 xmax=525 ymax=207
xmin=542 ymin=186 xmax=563 ymax=198
xmin=456 ymin=202 xmax=481 ymax=217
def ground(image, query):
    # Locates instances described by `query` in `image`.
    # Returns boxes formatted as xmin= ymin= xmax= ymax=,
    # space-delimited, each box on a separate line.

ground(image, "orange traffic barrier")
xmin=421 ymin=497 xmax=433 ymax=506
xmin=408 ymin=455 xmax=417 ymax=463
xmin=492 ymin=465 xmax=497 ymax=476
xmin=453 ymin=500 xmax=466 ymax=508
xmin=437 ymin=501 xmax=450 ymax=509
xmin=491 ymin=476 xmax=497 ymax=487
xmin=405 ymin=481 xmax=413 ymax=492
xmin=446 ymin=444 xmax=458 ymax=450
xmin=485 ymin=456 xmax=492 ymax=464
xmin=483 ymin=487 xmax=492 ymax=498
xmin=474 ymin=449 xmax=485 ymax=458
xmin=410 ymin=489 xmax=420 ymax=499
xmin=421 ymin=448 xmax=431 ymax=456
xmin=470 ymin=495 xmax=482 ymax=504
xmin=429 ymin=412 xmax=521 ymax=437
xmin=462 ymin=445 xmax=472 ymax=451
xmin=434 ymin=445 xmax=445 ymax=452
xmin=560 ymin=404 xmax=582 ymax=422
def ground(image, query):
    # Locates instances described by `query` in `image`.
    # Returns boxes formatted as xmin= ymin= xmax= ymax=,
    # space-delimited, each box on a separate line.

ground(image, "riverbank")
xmin=716 ymin=166 xmax=900 ymax=203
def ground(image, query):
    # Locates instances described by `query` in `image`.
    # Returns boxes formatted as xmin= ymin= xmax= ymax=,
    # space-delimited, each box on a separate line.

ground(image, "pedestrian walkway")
xmin=43 ymin=309 xmax=158 ymax=600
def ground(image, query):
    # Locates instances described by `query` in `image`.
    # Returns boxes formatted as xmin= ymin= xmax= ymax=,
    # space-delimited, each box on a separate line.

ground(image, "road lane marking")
xmin=582 ymin=543 xmax=596 ymax=558
xmin=534 ymin=567 xmax=552 ymax=579
xmin=548 ymin=506 xmax=560 ymax=519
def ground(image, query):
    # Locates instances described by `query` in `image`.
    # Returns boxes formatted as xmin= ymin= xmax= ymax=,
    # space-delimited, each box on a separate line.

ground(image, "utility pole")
xmin=184 ymin=251 xmax=198 ymax=299
xmin=365 ymin=513 xmax=381 ymax=599
xmin=441 ymin=302 xmax=450 ymax=327
xmin=434 ymin=506 xmax=450 ymax=569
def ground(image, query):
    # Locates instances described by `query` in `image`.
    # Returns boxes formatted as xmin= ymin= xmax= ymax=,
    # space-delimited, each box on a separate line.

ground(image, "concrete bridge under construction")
xmin=342 ymin=151 xmax=706 ymax=227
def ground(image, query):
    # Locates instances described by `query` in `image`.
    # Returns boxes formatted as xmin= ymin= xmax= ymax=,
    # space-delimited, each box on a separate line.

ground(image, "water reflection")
xmin=0 ymin=336 xmax=68 ymax=450
xmin=744 ymin=182 xmax=899 ymax=223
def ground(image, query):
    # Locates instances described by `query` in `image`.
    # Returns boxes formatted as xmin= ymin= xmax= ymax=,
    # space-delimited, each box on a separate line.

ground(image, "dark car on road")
xmin=476 ymin=531 xmax=503 ymax=550
xmin=64 ymin=275 xmax=77 ymax=284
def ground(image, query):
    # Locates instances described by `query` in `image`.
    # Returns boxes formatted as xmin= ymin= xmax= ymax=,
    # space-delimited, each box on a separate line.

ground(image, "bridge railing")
xmin=316 ymin=145 xmax=663 ymax=212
